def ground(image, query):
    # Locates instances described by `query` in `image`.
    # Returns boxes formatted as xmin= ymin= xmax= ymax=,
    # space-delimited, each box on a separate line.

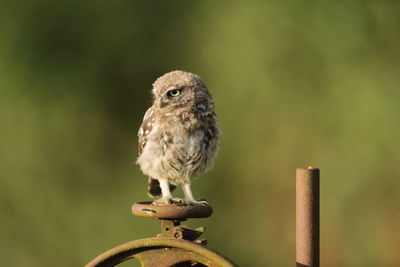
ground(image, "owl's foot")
xmin=184 ymin=198 xmax=208 ymax=206
xmin=152 ymin=179 xmax=185 ymax=205
xmin=182 ymin=183 xmax=208 ymax=206
xmin=152 ymin=197 xmax=185 ymax=206
xmin=171 ymin=198 xmax=185 ymax=205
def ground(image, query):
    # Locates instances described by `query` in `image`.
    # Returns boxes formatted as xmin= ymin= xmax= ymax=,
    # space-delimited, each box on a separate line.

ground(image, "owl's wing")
xmin=137 ymin=106 xmax=176 ymax=197
xmin=137 ymin=106 xmax=155 ymax=155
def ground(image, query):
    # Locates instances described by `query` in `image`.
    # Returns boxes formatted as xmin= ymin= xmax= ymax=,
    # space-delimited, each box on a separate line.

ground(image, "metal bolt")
xmin=172 ymin=229 xmax=184 ymax=239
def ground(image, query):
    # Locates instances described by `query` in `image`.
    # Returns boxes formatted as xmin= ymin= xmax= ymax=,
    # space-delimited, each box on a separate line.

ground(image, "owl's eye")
xmin=167 ymin=89 xmax=181 ymax=97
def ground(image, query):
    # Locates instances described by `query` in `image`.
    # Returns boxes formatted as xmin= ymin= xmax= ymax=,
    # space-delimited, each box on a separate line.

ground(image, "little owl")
xmin=136 ymin=71 xmax=220 ymax=205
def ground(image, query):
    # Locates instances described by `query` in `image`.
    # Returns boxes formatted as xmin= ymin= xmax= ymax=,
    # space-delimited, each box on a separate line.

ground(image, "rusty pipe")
xmin=296 ymin=167 xmax=319 ymax=267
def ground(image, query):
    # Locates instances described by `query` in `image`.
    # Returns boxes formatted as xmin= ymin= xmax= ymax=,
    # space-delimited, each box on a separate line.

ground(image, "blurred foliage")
xmin=1 ymin=1 xmax=400 ymax=266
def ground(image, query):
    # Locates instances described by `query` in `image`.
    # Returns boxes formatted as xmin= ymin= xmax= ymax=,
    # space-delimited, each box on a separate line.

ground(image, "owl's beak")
xmin=157 ymin=97 xmax=167 ymax=109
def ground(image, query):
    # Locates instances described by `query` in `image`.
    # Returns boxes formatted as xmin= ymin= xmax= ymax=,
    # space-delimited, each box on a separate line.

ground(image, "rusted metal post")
xmin=296 ymin=167 xmax=319 ymax=267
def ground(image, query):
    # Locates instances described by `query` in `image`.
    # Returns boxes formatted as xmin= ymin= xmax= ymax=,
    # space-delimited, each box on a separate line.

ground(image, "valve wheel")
xmin=86 ymin=202 xmax=237 ymax=267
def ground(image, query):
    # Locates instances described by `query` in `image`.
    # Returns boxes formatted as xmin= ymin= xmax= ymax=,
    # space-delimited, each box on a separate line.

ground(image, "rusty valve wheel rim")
xmin=132 ymin=201 xmax=213 ymax=220
xmin=85 ymin=237 xmax=237 ymax=267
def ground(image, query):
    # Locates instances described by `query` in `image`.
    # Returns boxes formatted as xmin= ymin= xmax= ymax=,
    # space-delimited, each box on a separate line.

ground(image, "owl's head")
xmin=152 ymin=70 xmax=211 ymax=111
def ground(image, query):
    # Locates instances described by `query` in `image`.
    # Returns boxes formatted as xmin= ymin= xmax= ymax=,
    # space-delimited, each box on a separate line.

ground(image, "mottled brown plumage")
xmin=136 ymin=71 xmax=220 ymax=205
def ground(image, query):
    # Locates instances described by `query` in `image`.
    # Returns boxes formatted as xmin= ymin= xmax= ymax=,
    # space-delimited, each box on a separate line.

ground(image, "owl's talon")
xmin=171 ymin=198 xmax=185 ymax=205
xmin=152 ymin=198 xmax=171 ymax=205
xmin=185 ymin=199 xmax=208 ymax=206
xmin=152 ymin=197 xmax=185 ymax=206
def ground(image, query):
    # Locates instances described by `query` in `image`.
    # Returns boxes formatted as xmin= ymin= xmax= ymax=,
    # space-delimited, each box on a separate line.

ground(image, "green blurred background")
xmin=1 ymin=1 xmax=400 ymax=266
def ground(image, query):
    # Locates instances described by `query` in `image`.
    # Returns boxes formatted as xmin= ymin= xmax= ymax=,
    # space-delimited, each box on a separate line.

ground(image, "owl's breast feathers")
xmin=136 ymin=105 xmax=219 ymax=184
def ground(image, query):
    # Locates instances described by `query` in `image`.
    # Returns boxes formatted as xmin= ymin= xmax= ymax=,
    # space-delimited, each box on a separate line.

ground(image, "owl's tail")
xmin=147 ymin=177 xmax=176 ymax=198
